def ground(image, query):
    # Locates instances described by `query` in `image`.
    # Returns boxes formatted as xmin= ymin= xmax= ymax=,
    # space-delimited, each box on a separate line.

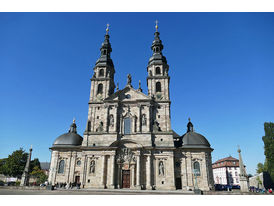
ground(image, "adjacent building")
xmin=48 ymin=24 xmax=215 ymax=191
xmin=212 ymin=156 xmax=240 ymax=186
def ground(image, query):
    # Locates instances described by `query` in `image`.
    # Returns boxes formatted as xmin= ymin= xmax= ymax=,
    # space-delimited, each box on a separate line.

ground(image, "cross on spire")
xmin=106 ymin=23 xmax=110 ymax=35
xmin=155 ymin=20 xmax=158 ymax=32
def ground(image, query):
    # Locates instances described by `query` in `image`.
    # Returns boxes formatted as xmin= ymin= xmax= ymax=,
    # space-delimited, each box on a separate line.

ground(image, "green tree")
xmin=262 ymin=122 xmax=274 ymax=181
xmin=256 ymin=162 xmax=266 ymax=174
xmin=30 ymin=158 xmax=41 ymax=171
xmin=30 ymin=166 xmax=48 ymax=184
xmin=0 ymin=158 xmax=7 ymax=174
xmin=0 ymin=148 xmax=28 ymax=178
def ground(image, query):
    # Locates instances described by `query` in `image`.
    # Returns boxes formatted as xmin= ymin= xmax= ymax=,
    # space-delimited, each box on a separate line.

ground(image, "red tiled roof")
xmin=212 ymin=156 xmax=239 ymax=169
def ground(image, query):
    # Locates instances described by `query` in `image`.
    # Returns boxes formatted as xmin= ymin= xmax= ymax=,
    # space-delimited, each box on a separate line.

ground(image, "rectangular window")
xmin=124 ymin=117 xmax=131 ymax=135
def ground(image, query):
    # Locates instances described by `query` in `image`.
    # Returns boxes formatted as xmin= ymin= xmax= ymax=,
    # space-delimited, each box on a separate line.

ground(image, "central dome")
xmin=179 ymin=118 xmax=212 ymax=149
xmin=53 ymin=120 xmax=83 ymax=147
xmin=181 ymin=131 xmax=211 ymax=149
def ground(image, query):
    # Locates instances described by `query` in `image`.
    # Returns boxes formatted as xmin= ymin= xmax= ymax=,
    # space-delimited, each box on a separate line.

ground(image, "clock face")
xmin=156 ymin=92 xmax=162 ymax=100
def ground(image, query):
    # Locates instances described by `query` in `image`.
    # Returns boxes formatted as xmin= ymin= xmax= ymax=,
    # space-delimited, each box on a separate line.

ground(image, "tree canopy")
xmin=0 ymin=148 xmax=42 ymax=179
xmin=30 ymin=166 xmax=48 ymax=184
xmin=0 ymin=148 xmax=28 ymax=178
xmin=262 ymin=122 xmax=274 ymax=182
xmin=256 ymin=162 xmax=267 ymax=174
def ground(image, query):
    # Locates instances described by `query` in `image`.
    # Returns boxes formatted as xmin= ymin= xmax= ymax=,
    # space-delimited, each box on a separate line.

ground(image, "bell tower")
xmin=147 ymin=21 xmax=171 ymax=132
xmin=147 ymin=20 xmax=170 ymax=101
xmin=89 ymin=24 xmax=115 ymax=102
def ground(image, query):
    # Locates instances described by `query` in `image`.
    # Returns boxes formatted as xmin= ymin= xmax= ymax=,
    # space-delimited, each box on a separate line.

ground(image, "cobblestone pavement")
xmin=0 ymin=187 xmax=193 ymax=195
xmin=0 ymin=187 xmax=272 ymax=195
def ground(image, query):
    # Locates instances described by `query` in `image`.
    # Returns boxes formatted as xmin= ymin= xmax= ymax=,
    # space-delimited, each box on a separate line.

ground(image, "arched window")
xmin=155 ymin=67 xmax=161 ymax=75
xmin=124 ymin=117 xmax=131 ymax=135
xmin=193 ymin=161 xmax=200 ymax=176
xmin=156 ymin=82 xmax=161 ymax=92
xmin=87 ymin=121 xmax=91 ymax=132
xmin=97 ymin=84 xmax=103 ymax=94
xmin=58 ymin=160 xmax=65 ymax=174
xmin=99 ymin=69 xmax=104 ymax=77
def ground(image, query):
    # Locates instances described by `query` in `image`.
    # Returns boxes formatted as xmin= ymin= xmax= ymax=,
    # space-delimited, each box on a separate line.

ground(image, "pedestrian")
xmin=269 ymin=188 xmax=272 ymax=194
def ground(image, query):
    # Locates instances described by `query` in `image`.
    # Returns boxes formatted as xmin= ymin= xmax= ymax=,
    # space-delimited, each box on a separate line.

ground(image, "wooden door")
xmin=122 ymin=170 xmax=130 ymax=188
xmin=75 ymin=176 xmax=80 ymax=184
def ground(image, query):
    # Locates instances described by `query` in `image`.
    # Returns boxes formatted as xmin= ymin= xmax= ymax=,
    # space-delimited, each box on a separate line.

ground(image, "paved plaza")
xmin=0 ymin=187 xmax=271 ymax=195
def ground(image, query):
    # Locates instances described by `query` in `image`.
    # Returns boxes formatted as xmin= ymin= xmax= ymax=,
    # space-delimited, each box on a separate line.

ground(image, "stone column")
xmin=69 ymin=153 xmax=76 ymax=183
xmin=104 ymin=105 xmax=109 ymax=132
xmin=136 ymin=155 xmax=141 ymax=188
xmin=80 ymin=155 xmax=87 ymax=187
xmin=137 ymin=105 xmax=141 ymax=132
xmin=131 ymin=165 xmax=135 ymax=188
xmin=101 ymin=155 xmax=105 ymax=188
xmin=114 ymin=105 xmax=118 ymax=132
xmin=66 ymin=152 xmax=72 ymax=183
xmin=187 ymin=153 xmax=194 ymax=188
xmin=92 ymin=106 xmax=96 ymax=132
xmin=147 ymin=106 xmax=151 ymax=132
xmin=146 ymin=155 xmax=152 ymax=189
xmin=117 ymin=164 xmax=121 ymax=189
xmin=54 ymin=152 xmax=60 ymax=184
xmin=181 ymin=156 xmax=188 ymax=190
xmin=110 ymin=155 xmax=115 ymax=188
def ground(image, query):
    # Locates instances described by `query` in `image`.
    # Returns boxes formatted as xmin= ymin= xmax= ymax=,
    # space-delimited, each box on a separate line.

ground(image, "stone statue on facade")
xmin=109 ymin=115 xmax=114 ymax=127
xmin=142 ymin=114 xmax=147 ymax=126
xmin=116 ymin=148 xmax=135 ymax=164
xmin=90 ymin=160 xmax=95 ymax=173
xmin=97 ymin=121 xmax=104 ymax=132
xmin=127 ymin=74 xmax=132 ymax=86
xmin=153 ymin=120 xmax=161 ymax=132
xmin=159 ymin=161 xmax=164 ymax=176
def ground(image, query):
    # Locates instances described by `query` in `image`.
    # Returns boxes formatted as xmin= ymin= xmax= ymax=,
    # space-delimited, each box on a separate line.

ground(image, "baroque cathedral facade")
xmin=48 ymin=24 xmax=215 ymax=191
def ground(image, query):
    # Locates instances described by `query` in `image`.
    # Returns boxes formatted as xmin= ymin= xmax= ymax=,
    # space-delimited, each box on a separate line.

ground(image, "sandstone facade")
xmin=48 ymin=26 xmax=214 ymax=191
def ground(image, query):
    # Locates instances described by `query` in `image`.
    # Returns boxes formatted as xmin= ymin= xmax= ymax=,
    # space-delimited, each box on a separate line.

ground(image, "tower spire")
xmin=148 ymin=21 xmax=167 ymax=66
xmin=95 ymin=25 xmax=113 ymax=67
xmin=106 ymin=23 xmax=110 ymax=35
xmin=155 ymin=20 xmax=158 ymax=32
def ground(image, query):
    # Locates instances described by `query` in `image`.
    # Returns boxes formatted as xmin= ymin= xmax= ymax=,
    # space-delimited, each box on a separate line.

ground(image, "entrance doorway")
xmin=122 ymin=170 xmax=130 ymax=188
xmin=175 ymin=177 xmax=182 ymax=189
xmin=75 ymin=176 xmax=80 ymax=184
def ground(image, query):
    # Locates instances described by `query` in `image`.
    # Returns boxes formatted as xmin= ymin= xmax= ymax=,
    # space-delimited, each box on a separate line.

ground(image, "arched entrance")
xmin=110 ymin=139 xmax=143 ymax=189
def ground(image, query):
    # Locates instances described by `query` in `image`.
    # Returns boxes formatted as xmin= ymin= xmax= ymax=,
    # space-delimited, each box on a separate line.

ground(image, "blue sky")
xmin=0 ymin=13 xmax=273 ymax=175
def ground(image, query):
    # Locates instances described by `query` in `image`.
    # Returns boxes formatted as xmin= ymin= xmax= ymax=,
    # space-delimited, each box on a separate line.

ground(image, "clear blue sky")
xmin=0 ymin=13 xmax=273 ymax=175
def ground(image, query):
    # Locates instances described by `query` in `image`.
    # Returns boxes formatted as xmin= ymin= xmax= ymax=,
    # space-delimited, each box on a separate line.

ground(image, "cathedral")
xmin=48 ymin=23 xmax=215 ymax=191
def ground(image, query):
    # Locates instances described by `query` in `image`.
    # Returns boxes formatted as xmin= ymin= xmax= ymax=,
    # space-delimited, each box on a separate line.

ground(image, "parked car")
xmin=224 ymin=185 xmax=232 ymax=191
xmin=7 ymin=181 xmax=16 ymax=186
xmin=214 ymin=184 xmax=224 ymax=191
xmin=232 ymin=185 xmax=240 ymax=189
xmin=0 ymin=180 xmax=5 ymax=186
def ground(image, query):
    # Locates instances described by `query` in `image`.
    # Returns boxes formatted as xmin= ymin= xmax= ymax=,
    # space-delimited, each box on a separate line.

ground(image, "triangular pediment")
xmin=105 ymin=86 xmax=151 ymax=102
